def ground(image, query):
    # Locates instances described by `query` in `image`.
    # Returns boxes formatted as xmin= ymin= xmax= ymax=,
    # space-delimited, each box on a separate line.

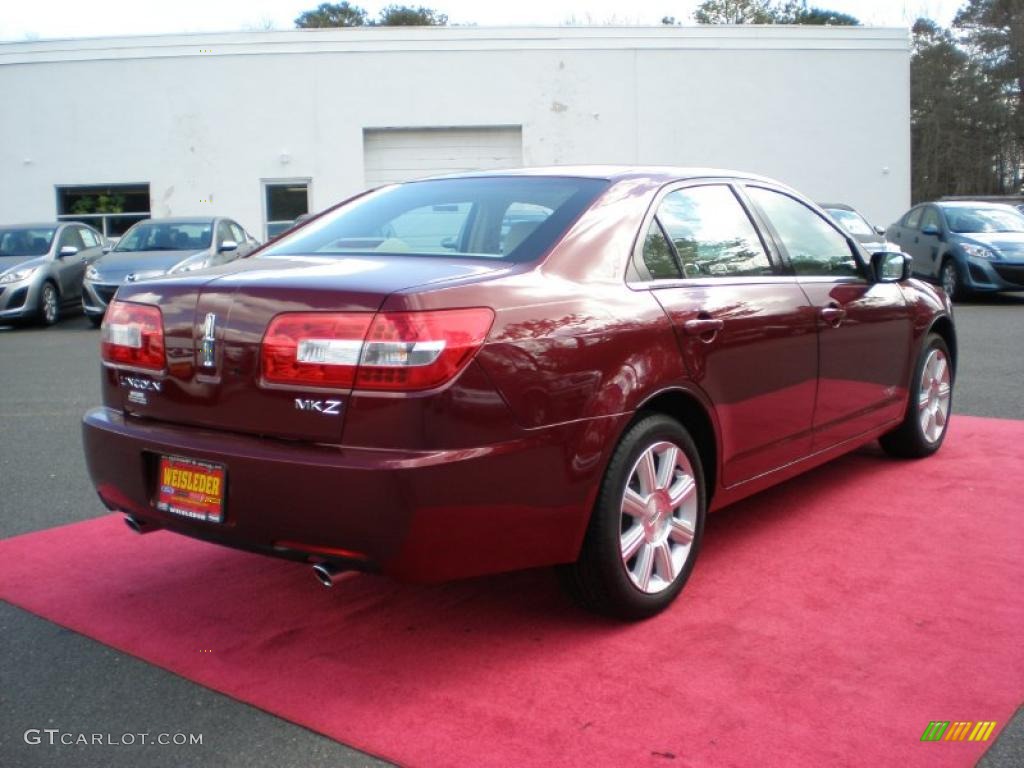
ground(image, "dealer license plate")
xmin=156 ymin=455 xmax=226 ymax=523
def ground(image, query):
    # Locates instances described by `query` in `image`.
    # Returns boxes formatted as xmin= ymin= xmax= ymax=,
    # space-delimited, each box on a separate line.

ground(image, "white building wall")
xmin=0 ymin=26 xmax=910 ymax=236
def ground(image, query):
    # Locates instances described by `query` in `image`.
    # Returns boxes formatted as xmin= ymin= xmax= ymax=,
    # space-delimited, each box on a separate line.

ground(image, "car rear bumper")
xmin=83 ymin=406 xmax=618 ymax=581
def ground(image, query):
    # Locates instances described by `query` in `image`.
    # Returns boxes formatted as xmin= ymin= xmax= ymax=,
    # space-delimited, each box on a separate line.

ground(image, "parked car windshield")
xmin=825 ymin=208 xmax=873 ymax=236
xmin=114 ymin=221 xmax=213 ymax=252
xmin=0 ymin=227 xmax=56 ymax=257
xmin=944 ymin=206 xmax=1024 ymax=234
xmin=262 ymin=176 xmax=610 ymax=262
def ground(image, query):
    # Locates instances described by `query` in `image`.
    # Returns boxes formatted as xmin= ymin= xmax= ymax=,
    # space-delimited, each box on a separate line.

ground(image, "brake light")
xmin=261 ymin=308 xmax=494 ymax=391
xmin=101 ymin=300 xmax=165 ymax=371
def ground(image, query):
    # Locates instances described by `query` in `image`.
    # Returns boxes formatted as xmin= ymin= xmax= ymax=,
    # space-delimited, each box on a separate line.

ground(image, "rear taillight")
xmin=261 ymin=308 xmax=494 ymax=391
xmin=101 ymin=300 xmax=165 ymax=371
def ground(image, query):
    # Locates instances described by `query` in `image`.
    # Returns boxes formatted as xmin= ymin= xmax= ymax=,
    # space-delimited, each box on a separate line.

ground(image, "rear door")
xmin=744 ymin=186 xmax=912 ymax=450
xmin=635 ymin=182 xmax=818 ymax=487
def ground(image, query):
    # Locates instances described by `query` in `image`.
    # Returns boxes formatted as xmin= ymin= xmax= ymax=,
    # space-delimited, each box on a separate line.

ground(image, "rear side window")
xmin=655 ymin=186 xmax=772 ymax=278
xmin=747 ymin=187 xmax=860 ymax=277
xmin=262 ymin=177 xmax=609 ymax=263
xmin=641 ymin=219 xmax=682 ymax=280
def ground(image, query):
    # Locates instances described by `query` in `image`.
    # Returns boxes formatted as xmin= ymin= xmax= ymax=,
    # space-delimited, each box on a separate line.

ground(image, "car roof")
xmin=135 ymin=217 xmax=219 ymax=224
xmin=934 ymin=201 xmax=1017 ymax=210
xmin=420 ymin=165 xmax=779 ymax=185
xmin=0 ymin=222 xmax=65 ymax=229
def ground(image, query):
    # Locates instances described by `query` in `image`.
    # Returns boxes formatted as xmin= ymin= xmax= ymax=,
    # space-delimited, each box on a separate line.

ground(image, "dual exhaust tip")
xmin=124 ymin=514 xmax=350 ymax=588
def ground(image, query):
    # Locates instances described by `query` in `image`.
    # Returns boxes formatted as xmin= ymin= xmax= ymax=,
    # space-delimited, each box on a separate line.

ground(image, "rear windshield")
xmin=0 ymin=227 xmax=56 ymax=257
xmin=261 ymin=177 xmax=610 ymax=262
xmin=825 ymin=208 xmax=873 ymax=236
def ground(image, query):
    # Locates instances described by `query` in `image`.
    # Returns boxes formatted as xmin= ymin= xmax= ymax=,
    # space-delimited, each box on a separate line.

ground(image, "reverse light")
xmin=101 ymin=300 xmax=166 ymax=371
xmin=261 ymin=308 xmax=494 ymax=391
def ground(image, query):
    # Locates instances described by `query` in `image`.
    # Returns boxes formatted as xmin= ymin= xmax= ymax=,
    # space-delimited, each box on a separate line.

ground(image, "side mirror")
xmin=58 ymin=245 xmax=79 ymax=258
xmin=920 ymin=224 xmax=941 ymax=237
xmin=871 ymin=251 xmax=911 ymax=283
xmin=874 ymin=225 xmax=885 ymax=236
xmin=218 ymin=240 xmax=238 ymax=253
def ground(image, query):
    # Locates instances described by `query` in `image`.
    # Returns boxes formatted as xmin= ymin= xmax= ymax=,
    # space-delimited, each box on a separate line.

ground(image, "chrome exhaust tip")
xmin=123 ymin=514 xmax=156 ymax=534
xmin=312 ymin=562 xmax=346 ymax=587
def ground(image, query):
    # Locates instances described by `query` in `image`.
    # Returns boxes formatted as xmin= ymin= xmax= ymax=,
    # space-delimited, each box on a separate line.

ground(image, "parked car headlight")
xmin=85 ymin=266 xmax=100 ymax=280
xmin=0 ymin=266 xmax=38 ymax=284
xmin=127 ymin=269 xmax=168 ymax=282
xmin=961 ymin=243 xmax=997 ymax=260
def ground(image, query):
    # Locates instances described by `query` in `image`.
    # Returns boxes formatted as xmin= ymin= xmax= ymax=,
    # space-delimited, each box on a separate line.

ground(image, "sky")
xmin=1 ymin=0 xmax=968 ymax=42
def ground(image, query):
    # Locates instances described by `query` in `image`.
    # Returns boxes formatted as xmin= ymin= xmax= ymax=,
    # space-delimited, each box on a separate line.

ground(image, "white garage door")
xmin=363 ymin=126 xmax=523 ymax=188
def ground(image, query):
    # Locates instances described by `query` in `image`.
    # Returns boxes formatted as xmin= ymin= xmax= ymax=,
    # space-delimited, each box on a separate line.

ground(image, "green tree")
xmin=911 ymin=18 xmax=1011 ymax=200
xmin=295 ymin=2 xmax=368 ymax=28
xmin=694 ymin=0 xmax=777 ymax=24
xmin=693 ymin=0 xmax=858 ymax=25
xmin=377 ymin=5 xmax=448 ymax=26
xmin=778 ymin=2 xmax=859 ymax=25
xmin=954 ymin=0 xmax=1024 ymax=188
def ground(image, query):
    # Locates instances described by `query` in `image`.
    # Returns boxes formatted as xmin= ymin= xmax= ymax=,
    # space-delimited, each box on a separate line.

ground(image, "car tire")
xmin=87 ymin=314 xmax=103 ymax=329
xmin=880 ymin=333 xmax=953 ymax=459
xmin=560 ymin=413 xmax=706 ymax=620
xmin=37 ymin=282 xmax=60 ymax=326
xmin=940 ymin=258 xmax=968 ymax=302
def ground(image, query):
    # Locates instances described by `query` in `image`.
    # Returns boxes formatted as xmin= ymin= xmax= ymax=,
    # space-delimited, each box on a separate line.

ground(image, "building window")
xmin=56 ymin=184 xmax=151 ymax=238
xmin=264 ymin=180 xmax=310 ymax=239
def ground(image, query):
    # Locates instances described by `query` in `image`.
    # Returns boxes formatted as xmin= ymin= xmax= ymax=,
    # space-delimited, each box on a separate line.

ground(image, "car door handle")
xmin=819 ymin=304 xmax=846 ymax=328
xmin=682 ymin=318 xmax=724 ymax=339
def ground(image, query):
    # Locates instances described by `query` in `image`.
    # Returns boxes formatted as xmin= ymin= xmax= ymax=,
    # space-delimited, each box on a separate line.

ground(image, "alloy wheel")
xmin=41 ymin=284 xmax=59 ymax=325
xmin=619 ymin=441 xmax=698 ymax=594
xmin=918 ymin=347 xmax=951 ymax=444
xmin=941 ymin=261 xmax=958 ymax=298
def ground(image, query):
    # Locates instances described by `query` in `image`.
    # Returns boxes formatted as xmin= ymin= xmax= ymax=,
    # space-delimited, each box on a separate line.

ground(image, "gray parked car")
xmin=819 ymin=203 xmax=892 ymax=254
xmin=0 ymin=222 xmax=106 ymax=326
xmin=83 ymin=217 xmax=259 ymax=326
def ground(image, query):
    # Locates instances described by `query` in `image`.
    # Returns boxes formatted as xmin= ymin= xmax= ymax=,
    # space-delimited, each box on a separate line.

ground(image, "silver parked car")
xmin=0 ymin=222 xmax=106 ymax=326
xmin=83 ymin=217 xmax=259 ymax=326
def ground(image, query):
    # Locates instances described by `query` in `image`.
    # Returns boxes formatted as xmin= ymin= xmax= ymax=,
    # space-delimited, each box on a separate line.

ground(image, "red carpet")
xmin=2 ymin=414 xmax=1022 ymax=767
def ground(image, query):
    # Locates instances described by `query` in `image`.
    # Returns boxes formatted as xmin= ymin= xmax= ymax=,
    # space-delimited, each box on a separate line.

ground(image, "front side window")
xmin=80 ymin=227 xmax=100 ymax=248
xmin=904 ymin=207 xmax=923 ymax=229
xmin=655 ymin=185 xmax=772 ymax=278
xmin=747 ymin=187 xmax=860 ymax=278
xmin=58 ymin=227 xmax=85 ymax=251
xmin=921 ymin=207 xmax=942 ymax=231
xmin=263 ymin=177 xmax=609 ymax=262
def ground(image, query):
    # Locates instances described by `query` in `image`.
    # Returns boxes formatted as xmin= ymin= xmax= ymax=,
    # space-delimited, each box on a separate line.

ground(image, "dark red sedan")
xmin=83 ymin=168 xmax=956 ymax=619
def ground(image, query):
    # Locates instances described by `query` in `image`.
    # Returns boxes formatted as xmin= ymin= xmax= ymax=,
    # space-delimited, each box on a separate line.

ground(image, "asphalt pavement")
xmin=1 ymin=294 xmax=1022 ymax=768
